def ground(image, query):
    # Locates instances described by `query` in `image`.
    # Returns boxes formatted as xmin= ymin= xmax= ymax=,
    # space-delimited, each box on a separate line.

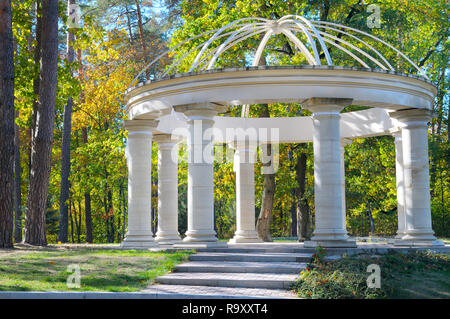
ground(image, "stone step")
xmin=175 ymin=261 xmax=307 ymax=274
xmin=142 ymin=284 xmax=298 ymax=299
xmin=196 ymin=247 xmax=315 ymax=254
xmin=189 ymin=252 xmax=312 ymax=262
xmin=155 ymin=272 xmax=299 ymax=289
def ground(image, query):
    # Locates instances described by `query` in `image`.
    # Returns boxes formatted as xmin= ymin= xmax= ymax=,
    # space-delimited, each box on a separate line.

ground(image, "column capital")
xmin=304 ymin=97 xmax=353 ymax=114
xmin=389 ymin=108 xmax=433 ymax=124
xmin=174 ymin=102 xmax=227 ymax=120
xmin=123 ymin=119 xmax=158 ymax=133
xmin=389 ymin=128 xmax=402 ymax=139
xmin=153 ymin=132 xmax=184 ymax=145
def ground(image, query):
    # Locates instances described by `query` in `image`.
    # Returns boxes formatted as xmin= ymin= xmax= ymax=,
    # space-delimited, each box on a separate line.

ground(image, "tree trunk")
xmin=75 ymin=200 xmax=81 ymax=243
xmin=295 ymin=145 xmax=312 ymax=241
xmin=257 ymin=155 xmax=275 ymax=242
xmin=84 ymin=191 xmax=92 ymax=243
xmin=0 ymin=0 xmax=15 ymax=248
xmin=13 ymin=32 xmax=21 ymax=244
xmin=288 ymin=149 xmax=297 ymax=237
xmin=69 ymin=200 xmax=74 ymax=243
xmin=78 ymin=47 xmax=92 ymax=243
xmin=103 ymin=194 xmax=114 ymax=243
xmin=135 ymin=0 xmax=148 ymax=79
xmin=107 ymin=189 xmax=114 ymax=243
xmin=58 ymin=0 xmax=76 ymax=243
xmin=28 ymin=0 xmax=42 ymax=177
xmin=24 ymin=0 xmax=59 ymax=246
xmin=125 ymin=4 xmax=134 ymax=43
xmin=117 ymin=211 xmax=121 ymax=242
xmin=256 ymin=104 xmax=275 ymax=242
xmin=14 ymin=110 xmax=22 ymax=243
xmin=290 ymin=198 xmax=297 ymax=237
xmin=135 ymin=0 xmax=146 ymax=54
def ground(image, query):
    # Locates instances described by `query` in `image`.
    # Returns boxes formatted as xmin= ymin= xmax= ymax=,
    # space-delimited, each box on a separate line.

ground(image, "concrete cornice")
xmin=125 ymin=67 xmax=436 ymax=120
xmin=126 ymin=65 xmax=435 ymax=94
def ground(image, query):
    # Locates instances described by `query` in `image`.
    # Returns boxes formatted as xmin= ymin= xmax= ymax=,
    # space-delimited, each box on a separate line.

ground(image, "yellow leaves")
xmin=72 ymin=24 xmax=135 ymax=131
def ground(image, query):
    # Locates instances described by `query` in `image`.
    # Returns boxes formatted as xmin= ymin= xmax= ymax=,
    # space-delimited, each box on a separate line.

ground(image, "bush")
xmin=291 ymin=250 xmax=449 ymax=299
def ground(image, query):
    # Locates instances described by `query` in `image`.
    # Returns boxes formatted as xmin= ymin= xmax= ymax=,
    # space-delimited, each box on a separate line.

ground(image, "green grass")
xmin=0 ymin=246 xmax=192 ymax=292
xmin=273 ymin=238 xmax=297 ymax=242
xmin=291 ymin=249 xmax=450 ymax=299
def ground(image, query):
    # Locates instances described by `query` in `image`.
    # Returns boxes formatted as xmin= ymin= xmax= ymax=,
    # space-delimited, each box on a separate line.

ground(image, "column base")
xmin=304 ymin=231 xmax=356 ymax=248
xmin=173 ymin=230 xmax=227 ymax=248
xmin=182 ymin=230 xmax=218 ymax=242
xmin=393 ymin=230 xmax=444 ymax=247
xmin=228 ymin=231 xmax=262 ymax=244
xmin=121 ymin=234 xmax=158 ymax=249
xmin=393 ymin=239 xmax=445 ymax=247
xmin=155 ymin=232 xmax=182 ymax=245
xmin=393 ymin=234 xmax=444 ymax=247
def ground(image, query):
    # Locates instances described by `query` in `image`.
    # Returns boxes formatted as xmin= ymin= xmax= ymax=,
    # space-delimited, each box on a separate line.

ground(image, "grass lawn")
xmin=0 ymin=245 xmax=192 ymax=292
xmin=291 ymin=249 xmax=450 ymax=299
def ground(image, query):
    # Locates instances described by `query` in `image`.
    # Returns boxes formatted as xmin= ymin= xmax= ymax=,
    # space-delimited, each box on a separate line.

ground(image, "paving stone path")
xmin=145 ymin=246 xmax=313 ymax=298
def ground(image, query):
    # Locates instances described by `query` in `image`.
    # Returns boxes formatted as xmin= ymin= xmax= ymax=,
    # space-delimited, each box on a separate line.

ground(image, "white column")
xmin=229 ymin=142 xmax=262 ymax=243
xmin=154 ymin=133 xmax=182 ymax=244
xmin=392 ymin=130 xmax=407 ymax=240
xmin=391 ymin=109 xmax=443 ymax=246
xmin=304 ymin=98 xmax=356 ymax=248
xmin=340 ymin=139 xmax=352 ymax=232
xmin=121 ymin=120 xmax=158 ymax=248
xmin=173 ymin=103 xmax=227 ymax=248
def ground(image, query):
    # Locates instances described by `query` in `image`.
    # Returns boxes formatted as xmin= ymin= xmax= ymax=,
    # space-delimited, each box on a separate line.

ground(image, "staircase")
xmin=148 ymin=245 xmax=313 ymax=298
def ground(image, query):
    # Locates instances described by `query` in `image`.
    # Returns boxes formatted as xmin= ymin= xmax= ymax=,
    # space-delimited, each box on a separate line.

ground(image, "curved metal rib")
xmin=207 ymin=23 xmax=267 ymax=69
xmin=314 ymin=21 xmax=428 ymax=78
xmin=197 ymin=27 xmax=268 ymax=70
xmin=161 ymin=24 xmax=264 ymax=77
xmin=311 ymin=23 xmax=393 ymax=70
xmin=279 ymin=19 xmax=321 ymax=65
xmin=190 ymin=17 xmax=271 ymax=71
xmin=127 ymin=28 xmax=221 ymax=90
xmin=288 ymin=25 xmax=389 ymax=70
xmin=252 ymin=30 xmax=273 ymax=66
xmin=128 ymin=15 xmax=428 ymax=90
xmin=280 ymin=28 xmax=317 ymax=65
xmin=279 ymin=15 xmax=332 ymax=65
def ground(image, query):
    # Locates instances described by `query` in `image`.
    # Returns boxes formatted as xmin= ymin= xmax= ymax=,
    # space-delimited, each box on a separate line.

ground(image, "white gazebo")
xmin=120 ymin=15 xmax=443 ymax=248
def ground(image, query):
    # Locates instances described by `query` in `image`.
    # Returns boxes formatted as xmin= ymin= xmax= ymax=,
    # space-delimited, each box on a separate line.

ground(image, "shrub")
xmin=291 ymin=250 xmax=449 ymax=299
